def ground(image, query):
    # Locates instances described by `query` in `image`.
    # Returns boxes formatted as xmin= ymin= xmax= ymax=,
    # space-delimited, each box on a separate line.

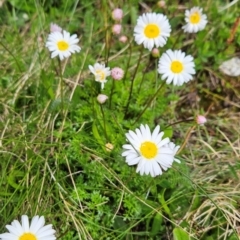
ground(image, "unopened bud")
xmin=97 ymin=94 xmax=108 ymax=104
xmin=112 ymin=8 xmax=123 ymax=21
xmin=151 ymin=48 xmax=160 ymax=58
xmin=196 ymin=115 xmax=207 ymax=125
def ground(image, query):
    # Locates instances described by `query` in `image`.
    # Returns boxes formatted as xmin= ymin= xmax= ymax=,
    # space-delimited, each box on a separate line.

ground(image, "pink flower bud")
xmin=97 ymin=94 xmax=108 ymax=104
xmin=119 ymin=35 xmax=128 ymax=43
xmin=38 ymin=36 xmax=43 ymax=42
xmin=111 ymin=67 xmax=124 ymax=80
xmin=112 ymin=8 xmax=123 ymax=21
xmin=157 ymin=1 xmax=166 ymax=8
xmin=196 ymin=115 xmax=207 ymax=125
xmin=50 ymin=23 xmax=62 ymax=33
xmin=151 ymin=48 xmax=160 ymax=58
xmin=112 ymin=24 xmax=122 ymax=35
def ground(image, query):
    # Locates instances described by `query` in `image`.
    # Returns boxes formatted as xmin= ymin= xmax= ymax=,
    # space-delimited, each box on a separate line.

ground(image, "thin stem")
xmin=100 ymin=105 xmax=108 ymax=141
xmin=163 ymin=119 xmax=194 ymax=130
xmin=177 ymin=125 xmax=196 ymax=154
xmin=103 ymin=0 xmax=111 ymax=65
xmin=133 ymin=81 xmax=166 ymax=125
xmin=137 ymin=56 xmax=152 ymax=93
xmin=172 ymin=31 xmax=182 ymax=50
xmin=0 ymin=41 xmax=22 ymax=72
xmin=108 ymin=79 xmax=115 ymax=109
xmin=123 ymin=42 xmax=133 ymax=85
xmin=105 ymin=32 xmax=112 ymax=66
xmin=152 ymin=58 xmax=159 ymax=109
xmin=58 ymin=59 xmax=64 ymax=113
xmin=124 ymin=46 xmax=144 ymax=118
xmin=176 ymin=102 xmax=214 ymax=154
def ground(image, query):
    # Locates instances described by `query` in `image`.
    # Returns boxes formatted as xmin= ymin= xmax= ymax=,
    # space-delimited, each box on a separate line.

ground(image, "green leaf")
xmin=7 ymin=170 xmax=25 ymax=190
xmin=41 ymin=70 xmax=55 ymax=99
xmin=228 ymin=233 xmax=240 ymax=240
xmin=205 ymin=237 xmax=214 ymax=240
xmin=163 ymin=126 xmax=173 ymax=139
xmin=130 ymin=6 xmax=138 ymax=25
xmin=158 ymin=190 xmax=172 ymax=218
xmin=190 ymin=190 xmax=201 ymax=211
xmin=47 ymin=88 xmax=54 ymax=99
xmin=92 ymin=121 xmax=104 ymax=148
xmin=113 ymin=216 xmax=128 ymax=231
xmin=173 ymin=228 xmax=191 ymax=240
xmin=150 ymin=212 xmax=163 ymax=237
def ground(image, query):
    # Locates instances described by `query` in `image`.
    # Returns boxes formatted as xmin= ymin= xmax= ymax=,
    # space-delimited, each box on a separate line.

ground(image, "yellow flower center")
xmin=140 ymin=141 xmax=158 ymax=159
xmin=171 ymin=61 xmax=183 ymax=73
xmin=96 ymin=70 xmax=105 ymax=81
xmin=190 ymin=12 xmax=201 ymax=24
xmin=57 ymin=40 xmax=69 ymax=51
xmin=144 ymin=24 xmax=160 ymax=38
xmin=19 ymin=233 xmax=37 ymax=240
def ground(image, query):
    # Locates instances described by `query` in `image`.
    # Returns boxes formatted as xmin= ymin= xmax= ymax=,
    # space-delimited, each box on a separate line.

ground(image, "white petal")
xmin=21 ymin=215 xmax=30 ymax=232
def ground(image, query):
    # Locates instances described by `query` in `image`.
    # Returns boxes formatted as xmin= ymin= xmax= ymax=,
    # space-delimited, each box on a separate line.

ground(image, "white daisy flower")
xmin=45 ymin=30 xmax=81 ymax=61
xmin=182 ymin=7 xmax=207 ymax=33
xmin=89 ymin=63 xmax=111 ymax=89
xmin=158 ymin=49 xmax=196 ymax=86
xmin=122 ymin=124 xmax=177 ymax=177
xmin=0 ymin=215 xmax=56 ymax=240
xmin=134 ymin=12 xmax=171 ymax=51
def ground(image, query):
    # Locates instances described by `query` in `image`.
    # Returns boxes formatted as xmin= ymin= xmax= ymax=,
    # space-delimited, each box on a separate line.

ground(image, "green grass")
xmin=0 ymin=0 xmax=240 ymax=239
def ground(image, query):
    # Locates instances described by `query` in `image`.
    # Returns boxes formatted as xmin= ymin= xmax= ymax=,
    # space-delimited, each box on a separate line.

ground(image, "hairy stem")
xmin=124 ymin=46 xmax=144 ymax=118
xmin=133 ymin=81 xmax=165 ymax=125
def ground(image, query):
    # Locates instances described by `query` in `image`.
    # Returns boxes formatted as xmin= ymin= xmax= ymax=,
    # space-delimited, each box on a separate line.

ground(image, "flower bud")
xmin=151 ymin=48 xmax=160 ymax=58
xmin=112 ymin=8 xmax=123 ymax=21
xmin=97 ymin=94 xmax=108 ymax=104
xmin=50 ymin=23 xmax=62 ymax=33
xmin=111 ymin=67 xmax=124 ymax=80
xmin=112 ymin=24 xmax=122 ymax=35
xmin=157 ymin=1 xmax=166 ymax=8
xmin=196 ymin=115 xmax=207 ymax=125
xmin=119 ymin=35 xmax=128 ymax=43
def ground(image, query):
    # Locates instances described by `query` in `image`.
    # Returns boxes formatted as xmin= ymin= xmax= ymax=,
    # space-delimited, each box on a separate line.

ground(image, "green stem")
xmin=103 ymin=0 xmax=111 ymax=65
xmin=105 ymin=31 xmax=112 ymax=66
xmin=108 ymin=79 xmax=115 ymax=109
xmin=137 ymin=56 xmax=152 ymax=93
xmin=58 ymin=59 xmax=64 ymax=113
xmin=133 ymin=81 xmax=165 ymax=125
xmin=172 ymin=31 xmax=182 ymax=49
xmin=0 ymin=41 xmax=22 ymax=72
xmin=123 ymin=42 xmax=132 ymax=85
xmin=124 ymin=46 xmax=144 ymax=118
xmin=163 ymin=119 xmax=194 ymax=130
xmin=100 ymin=105 xmax=108 ymax=141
